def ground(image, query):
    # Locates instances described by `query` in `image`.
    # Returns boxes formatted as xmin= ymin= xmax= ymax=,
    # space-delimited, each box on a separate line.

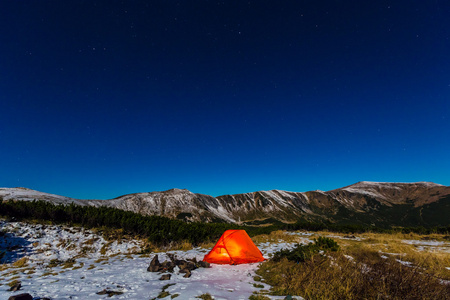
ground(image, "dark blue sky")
xmin=1 ymin=1 xmax=449 ymax=199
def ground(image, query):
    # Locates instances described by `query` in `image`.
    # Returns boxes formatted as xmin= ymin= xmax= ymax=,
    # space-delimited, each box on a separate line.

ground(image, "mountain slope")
xmin=1 ymin=182 xmax=449 ymax=226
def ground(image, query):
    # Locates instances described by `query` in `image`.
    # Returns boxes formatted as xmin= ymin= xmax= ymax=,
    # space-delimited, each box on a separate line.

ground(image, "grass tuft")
xmin=12 ymin=257 xmax=28 ymax=268
xmin=196 ymin=293 xmax=213 ymax=300
xmin=248 ymin=294 xmax=271 ymax=300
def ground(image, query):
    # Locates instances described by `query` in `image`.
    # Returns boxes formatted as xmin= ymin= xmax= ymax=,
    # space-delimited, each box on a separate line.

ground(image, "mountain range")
xmin=1 ymin=182 xmax=449 ymax=227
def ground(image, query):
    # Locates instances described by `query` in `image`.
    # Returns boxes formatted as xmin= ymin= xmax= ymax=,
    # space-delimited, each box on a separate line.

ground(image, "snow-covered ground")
xmin=0 ymin=221 xmax=302 ymax=300
xmin=2 ymin=221 xmax=448 ymax=299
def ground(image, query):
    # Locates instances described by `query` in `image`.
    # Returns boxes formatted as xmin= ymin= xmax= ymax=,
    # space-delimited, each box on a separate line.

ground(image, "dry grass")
xmin=47 ymin=259 xmax=63 ymax=268
xmin=0 ymin=264 xmax=10 ymax=271
xmin=84 ymin=237 xmax=99 ymax=245
xmin=12 ymin=257 xmax=28 ymax=268
xmin=169 ymin=240 xmax=193 ymax=251
xmin=1 ymin=269 xmax=20 ymax=278
xmin=198 ymin=240 xmax=216 ymax=249
xmin=340 ymin=233 xmax=450 ymax=281
xmin=56 ymin=238 xmax=70 ymax=248
xmin=24 ymin=267 xmax=36 ymax=275
xmin=258 ymin=251 xmax=450 ymax=299
xmin=195 ymin=293 xmax=213 ymax=300
xmin=7 ymin=278 xmax=21 ymax=288
xmin=140 ymin=239 xmax=195 ymax=253
xmin=256 ymin=232 xmax=450 ymax=299
xmin=248 ymin=294 xmax=271 ymax=300
xmin=41 ymin=271 xmax=58 ymax=277
xmin=72 ymin=262 xmax=84 ymax=270
xmin=62 ymin=261 xmax=75 ymax=269
xmin=100 ymin=241 xmax=113 ymax=255
xmin=94 ymin=257 xmax=109 ymax=264
xmin=252 ymin=230 xmax=305 ymax=244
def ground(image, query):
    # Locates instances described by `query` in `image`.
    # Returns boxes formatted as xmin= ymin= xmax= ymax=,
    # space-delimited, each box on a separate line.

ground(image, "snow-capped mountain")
xmin=1 ymin=182 xmax=449 ymax=226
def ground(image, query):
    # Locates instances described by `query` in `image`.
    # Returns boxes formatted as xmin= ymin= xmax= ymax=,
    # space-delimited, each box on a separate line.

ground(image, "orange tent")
xmin=203 ymin=230 xmax=265 ymax=265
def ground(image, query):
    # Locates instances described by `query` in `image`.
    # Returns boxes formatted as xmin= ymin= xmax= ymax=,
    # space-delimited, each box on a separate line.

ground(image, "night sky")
xmin=1 ymin=1 xmax=449 ymax=199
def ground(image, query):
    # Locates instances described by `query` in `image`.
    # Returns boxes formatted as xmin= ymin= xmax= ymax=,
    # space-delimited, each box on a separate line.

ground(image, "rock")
xmin=160 ymin=260 xmax=175 ymax=272
xmin=187 ymin=261 xmax=196 ymax=270
xmin=148 ymin=264 xmax=161 ymax=272
xmin=174 ymin=259 xmax=185 ymax=266
xmin=177 ymin=260 xmax=187 ymax=269
xmin=8 ymin=294 xmax=33 ymax=300
xmin=166 ymin=253 xmax=176 ymax=262
xmin=147 ymin=255 xmax=161 ymax=272
xmin=179 ymin=268 xmax=189 ymax=274
xmin=96 ymin=289 xmax=123 ymax=297
xmin=183 ymin=269 xmax=191 ymax=278
xmin=159 ymin=274 xmax=171 ymax=280
xmin=197 ymin=261 xmax=210 ymax=268
xmin=187 ymin=257 xmax=197 ymax=263
xmin=178 ymin=261 xmax=196 ymax=271
xmin=9 ymin=282 xmax=22 ymax=292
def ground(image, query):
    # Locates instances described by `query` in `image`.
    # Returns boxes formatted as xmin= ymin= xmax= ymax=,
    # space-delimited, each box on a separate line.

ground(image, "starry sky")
xmin=1 ymin=1 xmax=449 ymax=199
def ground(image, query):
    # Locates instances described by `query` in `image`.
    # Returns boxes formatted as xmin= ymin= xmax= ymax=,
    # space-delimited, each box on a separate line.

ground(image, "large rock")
xmin=183 ymin=269 xmax=191 ymax=278
xmin=8 ymin=294 xmax=33 ymax=300
xmin=147 ymin=255 xmax=161 ymax=272
xmin=197 ymin=261 xmax=210 ymax=268
xmin=160 ymin=260 xmax=175 ymax=272
xmin=177 ymin=261 xmax=196 ymax=271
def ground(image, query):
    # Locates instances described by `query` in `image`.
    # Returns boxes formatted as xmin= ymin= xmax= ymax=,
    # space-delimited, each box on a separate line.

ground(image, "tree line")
xmin=0 ymin=200 xmax=447 ymax=245
xmin=0 ymin=200 xmax=238 ymax=245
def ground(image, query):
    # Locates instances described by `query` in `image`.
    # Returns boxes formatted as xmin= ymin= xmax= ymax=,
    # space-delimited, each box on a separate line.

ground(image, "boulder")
xmin=159 ymin=274 xmax=171 ymax=280
xmin=8 ymin=294 xmax=33 ymax=300
xmin=187 ymin=257 xmax=197 ymax=263
xmin=178 ymin=261 xmax=196 ymax=271
xmin=166 ymin=253 xmax=176 ymax=262
xmin=197 ymin=261 xmax=210 ymax=268
xmin=147 ymin=255 xmax=161 ymax=272
xmin=160 ymin=260 xmax=175 ymax=272
xmin=183 ymin=269 xmax=191 ymax=278
xmin=174 ymin=259 xmax=185 ymax=266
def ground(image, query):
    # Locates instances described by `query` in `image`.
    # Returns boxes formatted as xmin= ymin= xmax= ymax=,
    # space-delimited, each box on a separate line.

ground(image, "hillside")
xmin=1 ymin=182 xmax=449 ymax=227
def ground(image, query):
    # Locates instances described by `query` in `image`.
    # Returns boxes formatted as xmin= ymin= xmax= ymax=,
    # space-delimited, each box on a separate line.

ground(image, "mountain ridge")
xmin=1 ymin=182 xmax=449 ymax=227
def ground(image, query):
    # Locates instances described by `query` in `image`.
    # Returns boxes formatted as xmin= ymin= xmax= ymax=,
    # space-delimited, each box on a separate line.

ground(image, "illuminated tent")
xmin=203 ymin=230 xmax=265 ymax=265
